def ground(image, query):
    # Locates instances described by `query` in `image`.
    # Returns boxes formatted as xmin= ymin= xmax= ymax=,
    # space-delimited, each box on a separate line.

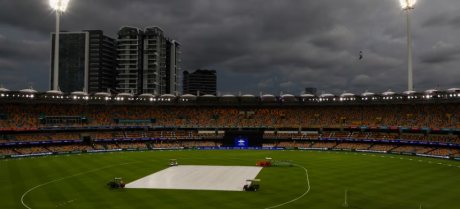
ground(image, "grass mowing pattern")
xmin=1 ymin=150 xmax=460 ymax=209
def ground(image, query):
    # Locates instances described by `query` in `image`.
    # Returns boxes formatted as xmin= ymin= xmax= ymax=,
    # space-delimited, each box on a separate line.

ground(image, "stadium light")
xmin=400 ymin=0 xmax=416 ymax=91
xmin=50 ymin=0 xmax=70 ymax=11
xmin=50 ymin=0 xmax=70 ymax=91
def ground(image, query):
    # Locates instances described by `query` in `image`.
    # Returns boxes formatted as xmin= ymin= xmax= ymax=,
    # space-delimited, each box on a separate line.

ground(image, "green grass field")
xmin=1 ymin=150 xmax=460 ymax=209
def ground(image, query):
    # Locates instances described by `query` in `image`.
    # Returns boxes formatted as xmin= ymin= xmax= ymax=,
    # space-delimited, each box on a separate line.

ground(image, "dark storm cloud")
xmin=0 ymin=59 xmax=16 ymax=71
xmin=0 ymin=0 xmax=460 ymax=94
xmin=0 ymin=34 xmax=48 ymax=61
xmin=419 ymin=43 xmax=460 ymax=64
xmin=422 ymin=13 xmax=460 ymax=29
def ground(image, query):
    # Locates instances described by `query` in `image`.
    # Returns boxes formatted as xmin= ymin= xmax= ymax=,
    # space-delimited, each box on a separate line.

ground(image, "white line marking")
xmin=21 ymin=160 xmax=153 ymax=209
xmin=264 ymin=164 xmax=310 ymax=209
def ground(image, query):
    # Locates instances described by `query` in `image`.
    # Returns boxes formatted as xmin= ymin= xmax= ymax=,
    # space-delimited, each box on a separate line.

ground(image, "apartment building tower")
xmin=50 ymin=30 xmax=117 ymax=93
xmin=116 ymin=26 xmax=181 ymax=95
xmin=182 ymin=69 xmax=217 ymax=96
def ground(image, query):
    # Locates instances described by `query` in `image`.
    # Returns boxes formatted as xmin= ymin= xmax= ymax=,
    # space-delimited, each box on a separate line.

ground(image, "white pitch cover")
xmin=125 ymin=165 xmax=262 ymax=191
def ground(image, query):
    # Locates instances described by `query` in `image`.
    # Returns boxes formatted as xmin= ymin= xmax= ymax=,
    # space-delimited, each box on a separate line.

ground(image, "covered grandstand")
xmin=1 ymin=86 xmax=460 ymax=160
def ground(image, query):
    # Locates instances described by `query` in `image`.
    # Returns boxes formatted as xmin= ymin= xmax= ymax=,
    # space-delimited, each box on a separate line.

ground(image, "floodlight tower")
xmin=50 ymin=0 xmax=70 ymax=90
xmin=400 ymin=0 xmax=416 ymax=91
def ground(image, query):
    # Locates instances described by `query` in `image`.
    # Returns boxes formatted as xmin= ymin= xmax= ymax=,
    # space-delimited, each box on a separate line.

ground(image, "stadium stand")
xmin=2 ymin=104 xmax=460 ymax=128
xmin=46 ymin=144 xmax=93 ymax=152
xmin=0 ymin=147 xmax=16 ymax=155
xmin=119 ymin=142 xmax=147 ymax=149
xmin=311 ymin=142 xmax=337 ymax=148
xmin=336 ymin=143 xmax=372 ymax=150
xmin=262 ymin=143 xmax=276 ymax=147
xmin=2 ymin=103 xmax=460 ymax=160
xmin=369 ymin=144 xmax=397 ymax=151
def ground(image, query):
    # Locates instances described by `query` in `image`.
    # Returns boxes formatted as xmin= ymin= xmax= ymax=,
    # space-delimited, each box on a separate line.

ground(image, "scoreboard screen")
xmin=234 ymin=138 xmax=248 ymax=147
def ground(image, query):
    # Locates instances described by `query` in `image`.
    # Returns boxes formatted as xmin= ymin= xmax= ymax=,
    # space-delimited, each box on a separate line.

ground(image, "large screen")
xmin=234 ymin=138 xmax=248 ymax=147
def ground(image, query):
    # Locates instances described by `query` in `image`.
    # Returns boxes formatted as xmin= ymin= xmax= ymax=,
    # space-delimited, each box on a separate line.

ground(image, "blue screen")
xmin=235 ymin=138 xmax=248 ymax=147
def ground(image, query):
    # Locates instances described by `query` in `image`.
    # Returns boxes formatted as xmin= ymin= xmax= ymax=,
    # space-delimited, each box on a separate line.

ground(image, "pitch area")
xmin=1 ymin=150 xmax=459 ymax=209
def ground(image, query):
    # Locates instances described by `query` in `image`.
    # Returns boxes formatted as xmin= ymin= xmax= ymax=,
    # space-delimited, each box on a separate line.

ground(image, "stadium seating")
xmin=182 ymin=141 xmax=216 ymax=147
xmin=50 ymin=134 xmax=81 ymax=141
xmin=336 ymin=142 xmax=372 ymax=150
xmin=0 ymin=147 xmax=16 ymax=155
xmin=2 ymin=104 xmax=460 ymax=128
xmin=369 ymin=144 xmax=397 ymax=151
xmin=311 ymin=142 xmax=337 ymax=148
xmin=46 ymin=144 xmax=93 ymax=152
xmin=118 ymin=142 xmax=147 ymax=149
xmin=262 ymin=143 xmax=275 ymax=147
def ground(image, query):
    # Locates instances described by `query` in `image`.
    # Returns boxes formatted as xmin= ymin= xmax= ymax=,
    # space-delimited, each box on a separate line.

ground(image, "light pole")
xmin=50 ymin=0 xmax=70 ymax=90
xmin=400 ymin=0 xmax=416 ymax=91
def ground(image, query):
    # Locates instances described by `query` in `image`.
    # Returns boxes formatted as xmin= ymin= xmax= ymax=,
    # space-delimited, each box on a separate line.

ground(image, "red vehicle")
xmin=256 ymin=161 xmax=271 ymax=167
xmin=256 ymin=157 xmax=272 ymax=167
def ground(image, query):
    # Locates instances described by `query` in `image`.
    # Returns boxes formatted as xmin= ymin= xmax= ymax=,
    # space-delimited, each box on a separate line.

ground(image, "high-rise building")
xmin=182 ymin=69 xmax=217 ymax=96
xmin=116 ymin=26 xmax=181 ymax=95
xmin=305 ymin=87 xmax=317 ymax=95
xmin=50 ymin=30 xmax=117 ymax=93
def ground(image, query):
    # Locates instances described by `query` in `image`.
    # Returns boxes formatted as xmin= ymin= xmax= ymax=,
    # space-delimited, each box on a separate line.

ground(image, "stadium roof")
xmin=117 ymin=92 xmax=134 ymax=97
xmin=320 ymin=92 xmax=334 ymax=97
xmin=46 ymin=90 xmax=63 ymax=95
xmin=94 ymin=91 xmax=111 ymax=96
xmin=361 ymin=90 xmax=375 ymax=97
xmin=424 ymin=89 xmax=438 ymax=94
xmin=181 ymin=94 xmax=197 ymax=98
xmin=402 ymin=90 xmax=417 ymax=95
xmin=19 ymin=85 xmax=37 ymax=94
xmin=221 ymin=94 xmax=236 ymax=97
xmin=138 ymin=93 xmax=155 ymax=98
xmin=160 ymin=94 xmax=176 ymax=98
xmin=340 ymin=91 xmax=355 ymax=97
xmin=71 ymin=88 xmax=88 ymax=96
xmin=447 ymin=88 xmax=460 ymax=92
xmin=0 ymin=84 xmax=10 ymax=92
xmin=382 ymin=89 xmax=396 ymax=95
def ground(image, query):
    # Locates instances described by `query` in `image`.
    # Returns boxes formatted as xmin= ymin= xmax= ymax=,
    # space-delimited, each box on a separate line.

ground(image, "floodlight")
xmin=400 ymin=0 xmax=417 ymax=91
xmin=400 ymin=0 xmax=416 ymax=10
xmin=50 ymin=0 xmax=70 ymax=12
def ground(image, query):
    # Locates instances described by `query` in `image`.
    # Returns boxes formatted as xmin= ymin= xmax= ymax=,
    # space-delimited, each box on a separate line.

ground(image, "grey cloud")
xmin=419 ymin=43 xmax=460 ymax=64
xmin=0 ymin=34 xmax=48 ymax=61
xmin=0 ymin=0 xmax=459 ymax=95
xmin=422 ymin=13 xmax=460 ymax=29
xmin=0 ymin=59 xmax=16 ymax=71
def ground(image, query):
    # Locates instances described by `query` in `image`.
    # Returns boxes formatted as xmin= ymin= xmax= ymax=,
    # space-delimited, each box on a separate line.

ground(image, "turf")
xmin=1 ymin=150 xmax=460 ymax=209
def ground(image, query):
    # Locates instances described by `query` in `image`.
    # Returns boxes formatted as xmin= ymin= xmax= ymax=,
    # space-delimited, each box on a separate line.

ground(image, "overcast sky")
xmin=1 ymin=0 xmax=460 ymax=95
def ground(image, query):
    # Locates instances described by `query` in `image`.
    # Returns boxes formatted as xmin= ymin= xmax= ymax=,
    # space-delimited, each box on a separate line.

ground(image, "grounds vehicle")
xmin=107 ymin=177 xmax=125 ymax=189
xmin=243 ymin=179 xmax=260 ymax=191
xmin=169 ymin=159 xmax=178 ymax=166
xmin=256 ymin=157 xmax=271 ymax=167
